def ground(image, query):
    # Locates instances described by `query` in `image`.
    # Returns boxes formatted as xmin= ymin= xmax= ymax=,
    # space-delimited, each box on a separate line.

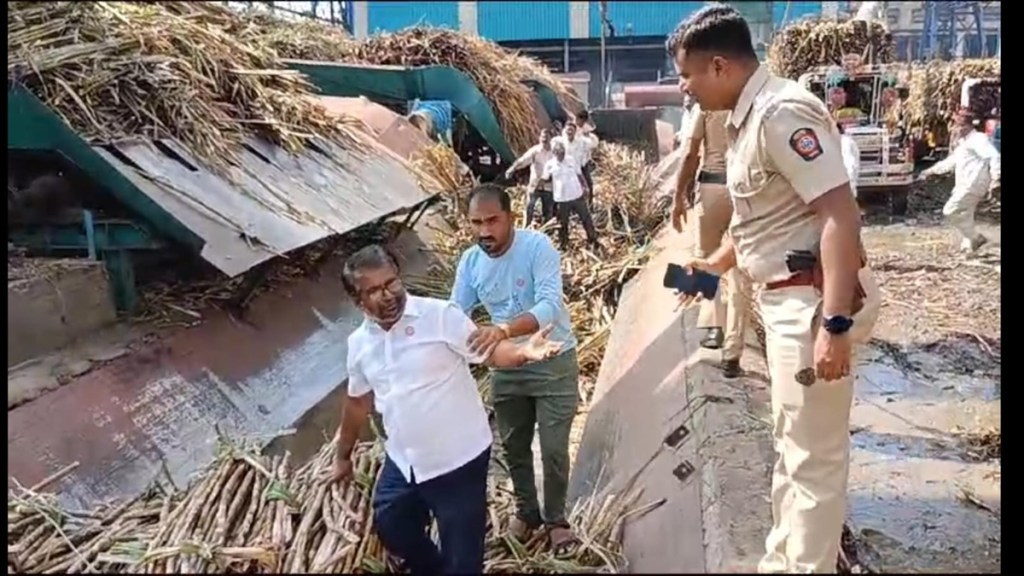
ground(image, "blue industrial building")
xmin=350 ymin=1 xmax=821 ymax=104
xmin=353 ymin=1 xmax=825 ymax=41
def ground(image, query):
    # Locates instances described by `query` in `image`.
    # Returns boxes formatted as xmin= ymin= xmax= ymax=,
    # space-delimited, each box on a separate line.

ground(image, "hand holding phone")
xmin=663 ymin=262 xmax=720 ymax=301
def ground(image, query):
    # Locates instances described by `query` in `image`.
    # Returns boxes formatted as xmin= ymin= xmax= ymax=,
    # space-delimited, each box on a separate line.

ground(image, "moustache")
xmin=478 ymin=236 xmax=496 ymax=243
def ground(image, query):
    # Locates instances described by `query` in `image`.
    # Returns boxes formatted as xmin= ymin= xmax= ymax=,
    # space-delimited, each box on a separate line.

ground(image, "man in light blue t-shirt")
xmin=450 ymin=184 xmax=580 ymax=554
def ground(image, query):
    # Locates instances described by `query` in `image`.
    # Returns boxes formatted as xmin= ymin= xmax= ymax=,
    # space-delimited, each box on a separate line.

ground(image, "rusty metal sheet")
xmin=91 ymin=136 xmax=431 ymax=278
xmin=7 ymin=262 xmax=356 ymax=508
xmin=7 ymin=230 xmax=436 ymax=510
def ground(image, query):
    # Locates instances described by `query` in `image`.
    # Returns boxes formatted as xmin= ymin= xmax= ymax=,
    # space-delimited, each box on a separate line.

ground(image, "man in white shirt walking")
xmin=542 ymin=140 xmax=600 ymax=251
xmin=505 ymin=128 xmax=556 ymax=226
xmin=920 ymin=112 xmax=1001 ymax=253
xmin=837 ymin=122 xmax=861 ymax=199
xmin=553 ymin=120 xmax=599 ymax=207
xmin=331 ymin=245 xmax=562 ymax=575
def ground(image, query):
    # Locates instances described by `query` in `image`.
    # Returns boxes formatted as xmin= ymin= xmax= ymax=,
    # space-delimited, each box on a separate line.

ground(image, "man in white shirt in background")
xmin=553 ymin=120 xmax=599 ymax=207
xmin=543 ymin=140 xmax=600 ymax=251
xmin=674 ymin=90 xmax=699 ymax=149
xmin=920 ymin=111 xmax=1001 ymax=253
xmin=330 ymin=244 xmax=562 ymax=575
xmin=837 ymin=122 xmax=861 ymax=199
xmin=505 ymin=128 xmax=556 ymax=227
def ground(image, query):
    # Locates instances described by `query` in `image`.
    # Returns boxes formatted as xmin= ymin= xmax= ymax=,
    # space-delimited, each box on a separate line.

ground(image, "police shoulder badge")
xmin=789 ymin=128 xmax=823 ymax=162
xmin=795 ymin=367 xmax=817 ymax=387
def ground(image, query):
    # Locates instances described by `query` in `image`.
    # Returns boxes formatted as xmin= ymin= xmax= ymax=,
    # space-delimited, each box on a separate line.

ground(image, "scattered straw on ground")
xmin=7 ymin=1 xmax=370 ymax=172
xmin=863 ymin=177 xmax=1001 ymax=349
xmin=7 ymin=437 xmax=659 ymax=574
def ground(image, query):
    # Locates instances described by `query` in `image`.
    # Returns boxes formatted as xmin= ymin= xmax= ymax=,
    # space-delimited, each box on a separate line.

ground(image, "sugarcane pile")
xmin=9 ymin=437 xmax=655 ymax=574
xmin=244 ymin=21 xmax=580 ymax=156
xmin=767 ymin=19 xmax=896 ymax=80
xmin=903 ymin=59 xmax=1000 ymax=143
xmin=6 ymin=1 xmax=371 ymax=173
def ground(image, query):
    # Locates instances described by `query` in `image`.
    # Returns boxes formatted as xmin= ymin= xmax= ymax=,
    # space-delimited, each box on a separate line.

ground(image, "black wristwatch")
xmin=823 ymin=315 xmax=855 ymax=335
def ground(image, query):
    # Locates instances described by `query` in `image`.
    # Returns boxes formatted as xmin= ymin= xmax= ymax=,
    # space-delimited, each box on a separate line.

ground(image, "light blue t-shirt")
xmin=451 ymin=229 xmax=577 ymax=353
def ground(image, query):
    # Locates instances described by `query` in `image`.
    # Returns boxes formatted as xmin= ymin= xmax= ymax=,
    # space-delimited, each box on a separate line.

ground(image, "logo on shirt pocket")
xmin=516 ymin=278 xmax=525 ymax=288
xmin=405 ymin=326 xmax=415 ymax=336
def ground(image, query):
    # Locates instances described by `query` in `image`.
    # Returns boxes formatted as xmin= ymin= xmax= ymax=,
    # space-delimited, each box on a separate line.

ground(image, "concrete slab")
xmin=8 ymin=259 xmax=118 ymax=370
xmin=568 ymin=228 xmax=774 ymax=573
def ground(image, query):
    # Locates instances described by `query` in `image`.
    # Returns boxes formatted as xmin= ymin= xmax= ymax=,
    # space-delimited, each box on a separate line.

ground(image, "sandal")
xmin=546 ymin=524 xmax=580 ymax=556
xmin=508 ymin=517 xmax=539 ymax=542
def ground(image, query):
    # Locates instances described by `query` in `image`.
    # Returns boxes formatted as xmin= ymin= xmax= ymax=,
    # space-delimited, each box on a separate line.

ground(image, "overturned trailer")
xmin=7 ymin=85 xmax=437 ymax=509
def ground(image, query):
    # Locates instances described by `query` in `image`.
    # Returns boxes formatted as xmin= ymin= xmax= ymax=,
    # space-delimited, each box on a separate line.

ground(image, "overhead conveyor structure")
xmin=284 ymin=60 xmax=571 ymax=165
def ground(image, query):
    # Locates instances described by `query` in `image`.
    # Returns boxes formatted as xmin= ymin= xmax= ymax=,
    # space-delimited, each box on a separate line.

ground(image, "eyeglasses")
xmin=360 ymin=277 xmax=404 ymax=302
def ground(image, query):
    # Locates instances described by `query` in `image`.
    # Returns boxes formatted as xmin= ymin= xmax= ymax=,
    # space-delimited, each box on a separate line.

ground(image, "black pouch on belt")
xmin=784 ymin=246 xmax=868 ymax=315
xmin=697 ymin=171 xmax=727 ymax=185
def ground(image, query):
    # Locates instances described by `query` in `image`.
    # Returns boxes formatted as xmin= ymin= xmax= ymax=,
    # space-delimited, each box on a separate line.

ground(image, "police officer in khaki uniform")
xmin=667 ymin=5 xmax=881 ymax=573
xmin=671 ymin=105 xmax=750 ymax=377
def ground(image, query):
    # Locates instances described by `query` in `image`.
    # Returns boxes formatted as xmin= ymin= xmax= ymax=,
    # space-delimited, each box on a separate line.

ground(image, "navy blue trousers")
xmin=373 ymin=447 xmax=490 ymax=575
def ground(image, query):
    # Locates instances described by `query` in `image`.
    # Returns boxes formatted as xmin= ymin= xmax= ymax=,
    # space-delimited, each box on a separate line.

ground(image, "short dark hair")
xmin=575 ymin=109 xmax=590 ymax=123
xmin=341 ymin=244 xmax=400 ymax=298
xmin=467 ymin=183 xmax=512 ymax=212
xmin=665 ymin=3 xmax=757 ymax=61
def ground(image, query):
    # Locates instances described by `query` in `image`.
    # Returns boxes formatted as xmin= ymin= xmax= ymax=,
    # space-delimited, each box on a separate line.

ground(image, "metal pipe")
xmin=600 ymin=1 xmax=609 ymax=107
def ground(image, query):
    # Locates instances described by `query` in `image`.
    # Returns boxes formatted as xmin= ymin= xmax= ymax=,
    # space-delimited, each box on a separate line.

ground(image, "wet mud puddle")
xmin=846 ymin=338 xmax=1001 ymax=573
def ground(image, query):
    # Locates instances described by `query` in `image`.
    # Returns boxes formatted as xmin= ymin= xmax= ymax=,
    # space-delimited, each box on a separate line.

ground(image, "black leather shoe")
xmin=722 ymin=358 xmax=742 ymax=379
xmin=700 ymin=328 xmax=724 ymax=350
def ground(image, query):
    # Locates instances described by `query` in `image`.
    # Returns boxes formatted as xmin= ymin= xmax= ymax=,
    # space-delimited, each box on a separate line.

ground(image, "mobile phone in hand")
xmin=663 ymin=263 xmax=720 ymax=300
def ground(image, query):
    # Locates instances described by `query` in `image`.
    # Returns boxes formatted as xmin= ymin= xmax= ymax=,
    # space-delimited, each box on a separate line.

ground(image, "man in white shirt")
xmin=542 ymin=140 xmax=600 ymax=251
xmin=674 ymin=90 xmax=699 ymax=149
xmin=837 ymin=122 xmax=861 ymax=199
xmin=331 ymin=244 xmax=562 ymax=575
xmin=505 ymin=128 xmax=555 ymax=226
xmin=553 ymin=120 xmax=599 ymax=207
xmin=920 ymin=112 xmax=1001 ymax=253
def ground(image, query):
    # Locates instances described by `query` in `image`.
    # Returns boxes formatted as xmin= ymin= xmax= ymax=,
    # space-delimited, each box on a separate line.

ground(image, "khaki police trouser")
xmin=756 ymin=267 xmax=881 ymax=574
xmin=942 ymin=182 xmax=988 ymax=249
xmin=693 ymin=182 xmax=749 ymax=361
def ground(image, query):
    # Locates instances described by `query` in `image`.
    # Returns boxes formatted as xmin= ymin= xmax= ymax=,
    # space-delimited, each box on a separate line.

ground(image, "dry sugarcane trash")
xmin=7 ymin=437 xmax=661 ymax=574
xmin=7 ymin=1 xmax=374 ymax=174
xmin=767 ymin=19 xmax=896 ymax=80
xmin=240 ymin=22 xmax=582 ymax=156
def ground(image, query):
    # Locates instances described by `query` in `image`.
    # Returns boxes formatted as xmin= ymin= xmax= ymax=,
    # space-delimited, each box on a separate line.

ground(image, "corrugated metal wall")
xmin=772 ymin=1 xmax=823 ymax=27
xmin=588 ymin=1 xmax=703 ymax=38
xmin=478 ymin=1 xmax=570 ymax=41
xmin=366 ymin=1 xmax=459 ymax=33
xmin=360 ymin=1 xmax=819 ymax=43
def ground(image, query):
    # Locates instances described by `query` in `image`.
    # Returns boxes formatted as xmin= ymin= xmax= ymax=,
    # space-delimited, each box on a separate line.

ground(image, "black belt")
xmin=697 ymin=171 xmax=727 ymax=185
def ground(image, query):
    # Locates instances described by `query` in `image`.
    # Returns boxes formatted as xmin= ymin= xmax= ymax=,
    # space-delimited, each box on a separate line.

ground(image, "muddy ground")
xmin=843 ymin=188 xmax=1001 ymax=573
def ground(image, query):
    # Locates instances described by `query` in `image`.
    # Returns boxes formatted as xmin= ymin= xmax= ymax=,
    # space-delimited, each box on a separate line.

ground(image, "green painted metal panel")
xmin=7 ymin=86 xmax=202 ymax=249
xmin=286 ymin=61 xmax=519 ymax=162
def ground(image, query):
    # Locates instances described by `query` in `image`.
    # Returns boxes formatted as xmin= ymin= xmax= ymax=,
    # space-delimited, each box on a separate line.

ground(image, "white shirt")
xmin=508 ymin=144 xmax=554 ymax=192
xmin=553 ymin=133 xmax=598 ymax=168
xmin=839 ymin=134 xmax=861 ymax=197
xmin=676 ymin=103 xmax=700 ymax=144
xmin=926 ymin=130 xmax=1001 ymax=192
xmin=542 ymin=156 xmax=585 ymax=202
xmin=346 ymin=296 xmax=492 ymax=483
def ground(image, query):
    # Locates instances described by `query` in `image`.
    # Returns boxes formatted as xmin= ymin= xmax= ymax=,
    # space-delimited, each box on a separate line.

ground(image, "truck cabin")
xmin=800 ymin=67 xmax=913 ymax=190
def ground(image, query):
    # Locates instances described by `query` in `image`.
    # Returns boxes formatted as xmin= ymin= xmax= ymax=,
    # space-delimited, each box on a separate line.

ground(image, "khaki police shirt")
xmin=726 ymin=65 xmax=851 ymax=284
xmin=689 ymin=108 xmax=729 ymax=175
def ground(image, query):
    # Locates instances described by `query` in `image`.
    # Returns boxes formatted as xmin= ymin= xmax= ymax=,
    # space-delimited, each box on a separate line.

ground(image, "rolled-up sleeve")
xmin=439 ymin=301 xmax=488 ymax=364
xmin=346 ymin=339 xmax=371 ymax=398
xmin=450 ymin=251 xmax=479 ymax=313
xmin=763 ymin=100 xmax=850 ymax=205
xmin=526 ymin=235 xmax=564 ymax=328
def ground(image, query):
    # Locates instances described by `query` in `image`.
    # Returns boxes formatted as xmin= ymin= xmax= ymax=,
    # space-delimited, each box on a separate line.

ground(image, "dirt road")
xmin=845 ymin=198 xmax=1001 ymax=572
